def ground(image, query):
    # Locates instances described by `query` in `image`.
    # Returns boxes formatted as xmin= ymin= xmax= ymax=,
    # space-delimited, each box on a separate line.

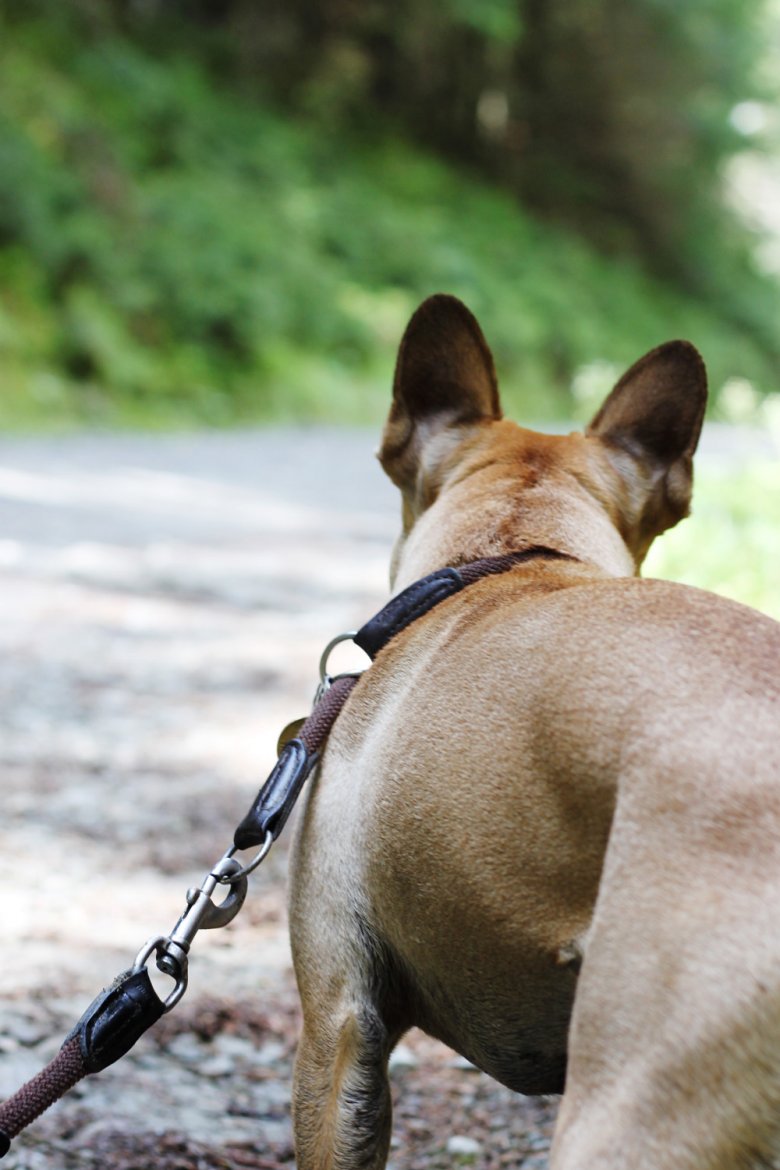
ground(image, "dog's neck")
xmin=388 ymin=420 xmax=637 ymax=590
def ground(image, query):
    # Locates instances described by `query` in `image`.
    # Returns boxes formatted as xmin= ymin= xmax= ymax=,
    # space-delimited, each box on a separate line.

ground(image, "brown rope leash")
xmin=0 ymin=1039 xmax=84 ymax=1150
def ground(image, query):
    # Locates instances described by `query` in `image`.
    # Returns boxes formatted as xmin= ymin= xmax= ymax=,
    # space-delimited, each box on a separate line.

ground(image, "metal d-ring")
xmin=318 ymin=631 xmax=359 ymax=685
xmin=219 ymin=830 xmax=274 ymax=883
xmin=134 ymin=935 xmax=188 ymax=1012
xmin=313 ymin=631 xmax=359 ymax=706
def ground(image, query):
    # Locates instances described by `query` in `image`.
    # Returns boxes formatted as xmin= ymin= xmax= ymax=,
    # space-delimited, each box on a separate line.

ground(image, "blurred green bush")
xmin=0 ymin=3 xmax=778 ymax=427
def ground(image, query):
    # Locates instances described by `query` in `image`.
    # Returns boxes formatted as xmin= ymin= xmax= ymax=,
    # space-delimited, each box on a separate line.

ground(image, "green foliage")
xmin=117 ymin=0 xmax=779 ymax=359
xmin=0 ymin=4 xmax=778 ymax=429
xmin=446 ymin=0 xmax=522 ymax=43
xmin=645 ymin=455 xmax=780 ymax=620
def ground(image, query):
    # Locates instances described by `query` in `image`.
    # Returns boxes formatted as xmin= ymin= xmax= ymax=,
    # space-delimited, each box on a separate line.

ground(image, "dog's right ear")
xmin=587 ymin=339 xmax=708 ymax=560
xmin=380 ymin=295 xmax=502 ymax=489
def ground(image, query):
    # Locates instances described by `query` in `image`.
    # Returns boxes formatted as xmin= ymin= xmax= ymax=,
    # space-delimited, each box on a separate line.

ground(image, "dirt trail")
xmin=0 ymin=427 xmax=562 ymax=1169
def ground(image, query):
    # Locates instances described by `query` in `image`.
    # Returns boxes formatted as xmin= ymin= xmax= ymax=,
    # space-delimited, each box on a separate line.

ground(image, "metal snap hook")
xmin=198 ymin=857 xmax=248 ymax=928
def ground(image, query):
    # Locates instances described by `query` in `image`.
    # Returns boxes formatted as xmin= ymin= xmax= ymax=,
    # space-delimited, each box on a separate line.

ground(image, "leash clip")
xmin=134 ymin=855 xmax=248 ymax=1011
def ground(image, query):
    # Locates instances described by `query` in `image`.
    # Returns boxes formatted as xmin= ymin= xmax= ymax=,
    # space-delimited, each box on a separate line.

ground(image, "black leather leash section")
xmin=0 ymin=970 xmax=165 ymax=1156
xmin=0 ymin=544 xmax=573 ymax=1157
xmin=66 ymin=968 xmax=167 ymax=1074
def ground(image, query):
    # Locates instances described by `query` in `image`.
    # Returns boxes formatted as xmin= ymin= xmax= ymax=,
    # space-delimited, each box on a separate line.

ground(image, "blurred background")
xmin=1 ymin=0 xmax=780 ymax=429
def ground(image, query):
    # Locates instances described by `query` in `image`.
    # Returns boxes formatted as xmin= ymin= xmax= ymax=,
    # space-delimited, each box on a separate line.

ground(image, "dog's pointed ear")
xmin=380 ymin=295 xmax=502 ymax=488
xmin=588 ymin=340 xmax=708 ymax=558
xmin=588 ymin=340 xmax=707 ymax=465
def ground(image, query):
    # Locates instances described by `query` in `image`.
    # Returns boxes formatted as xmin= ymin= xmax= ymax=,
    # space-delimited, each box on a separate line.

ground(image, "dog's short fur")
xmin=288 ymin=295 xmax=780 ymax=1169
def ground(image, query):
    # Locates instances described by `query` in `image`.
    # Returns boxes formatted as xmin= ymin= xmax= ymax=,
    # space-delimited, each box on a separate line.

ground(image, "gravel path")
xmin=1 ymin=421 xmax=770 ymax=1169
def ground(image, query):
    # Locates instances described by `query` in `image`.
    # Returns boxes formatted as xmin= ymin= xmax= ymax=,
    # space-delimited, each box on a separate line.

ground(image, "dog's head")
xmin=380 ymin=295 xmax=707 ymax=587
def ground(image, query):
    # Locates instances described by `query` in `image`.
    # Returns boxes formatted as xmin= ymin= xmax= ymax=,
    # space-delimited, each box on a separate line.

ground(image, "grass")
xmin=645 ymin=454 xmax=780 ymax=619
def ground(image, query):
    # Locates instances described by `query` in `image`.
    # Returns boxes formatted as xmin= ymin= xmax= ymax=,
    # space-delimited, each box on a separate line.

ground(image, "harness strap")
xmin=355 ymin=546 xmax=573 ymax=659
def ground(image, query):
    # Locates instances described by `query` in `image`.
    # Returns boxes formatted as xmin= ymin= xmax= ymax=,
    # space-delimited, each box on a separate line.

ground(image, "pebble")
xmin=210 ymin=1033 xmax=255 ymax=1063
xmin=0 ymin=1010 xmax=50 ymax=1048
xmin=389 ymin=1043 xmax=418 ymax=1071
xmin=446 ymin=1135 xmax=483 ymax=1158
xmin=196 ymin=1054 xmax=234 ymax=1078
xmin=165 ymin=1033 xmax=205 ymax=1064
xmin=252 ymin=1038 xmax=287 ymax=1067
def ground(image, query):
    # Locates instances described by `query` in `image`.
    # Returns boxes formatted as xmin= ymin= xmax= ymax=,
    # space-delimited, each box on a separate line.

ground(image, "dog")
xmin=287 ymin=294 xmax=780 ymax=1169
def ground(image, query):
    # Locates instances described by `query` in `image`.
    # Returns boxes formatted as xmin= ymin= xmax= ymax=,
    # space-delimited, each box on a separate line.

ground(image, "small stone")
xmin=165 ymin=1033 xmax=205 ymax=1064
xmin=197 ymin=1054 xmax=234 ymax=1078
xmin=251 ymin=1038 xmax=287 ymax=1067
xmin=388 ymin=1043 xmax=418 ymax=1071
xmin=0 ymin=1010 xmax=49 ymax=1048
xmin=213 ymin=1033 xmax=256 ymax=1063
xmin=446 ymin=1134 xmax=482 ymax=1159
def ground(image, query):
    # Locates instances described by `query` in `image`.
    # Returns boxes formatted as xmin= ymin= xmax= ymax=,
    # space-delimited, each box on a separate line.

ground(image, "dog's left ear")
xmin=380 ymin=294 xmax=502 ymax=488
xmin=587 ymin=340 xmax=707 ymax=556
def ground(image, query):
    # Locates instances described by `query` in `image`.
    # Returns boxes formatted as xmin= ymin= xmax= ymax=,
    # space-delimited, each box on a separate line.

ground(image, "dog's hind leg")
xmin=289 ymin=842 xmax=399 ymax=1170
xmin=292 ymin=996 xmax=394 ymax=1170
xmin=289 ymin=755 xmax=407 ymax=1168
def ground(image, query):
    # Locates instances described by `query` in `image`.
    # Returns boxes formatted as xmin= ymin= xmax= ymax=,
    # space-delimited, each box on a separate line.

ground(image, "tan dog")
xmin=288 ymin=295 xmax=780 ymax=1169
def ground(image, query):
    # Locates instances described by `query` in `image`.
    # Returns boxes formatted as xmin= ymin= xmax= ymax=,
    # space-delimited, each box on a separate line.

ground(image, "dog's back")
xmin=304 ymin=571 xmax=779 ymax=1086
